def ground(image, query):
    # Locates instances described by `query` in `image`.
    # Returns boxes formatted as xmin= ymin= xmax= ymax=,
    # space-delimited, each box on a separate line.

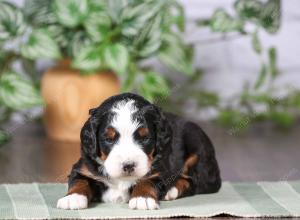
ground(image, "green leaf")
xmin=84 ymin=11 xmax=111 ymax=43
xmin=45 ymin=25 xmax=68 ymax=47
xmin=121 ymin=1 xmax=163 ymax=36
xmin=72 ymin=45 xmax=102 ymax=72
xmin=217 ymin=109 xmax=248 ymax=129
xmin=289 ymin=91 xmax=300 ymax=110
xmin=67 ymin=31 xmax=92 ymax=58
xmin=0 ymin=1 xmax=26 ymax=40
xmin=21 ymin=29 xmax=61 ymax=59
xmin=0 ymin=130 xmax=9 ymax=146
xmin=121 ymin=63 xmax=136 ymax=92
xmin=24 ymin=0 xmax=57 ymax=26
xmin=193 ymin=91 xmax=219 ymax=107
xmin=210 ymin=9 xmax=244 ymax=33
xmin=107 ymin=0 xmax=128 ymax=23
xmin=254 ymin=63 xmax=267 ymax=90
xmin=170 ymin=1 xmax=185 ymax=32
xmin=234 ymin=0 xmax=263 ymax=21
xmin=132 ymin=15 xmax=162 ymax=58
xmin=138 ymin=71 xmax=169 ymax=102
xmin=268 ymin=47 xmax=278 ymax=78
xmin=87 ymin=0 xmax=108 ymax=10
xmin=103 ymin=43 xmax=129 ymax=75
xmin=268 ymin=111 xmax=295 ymax=128
xmin=244 ymin=93 xmax=274 ymax=105
xmin=260 ymin=0 xmax=281 ymax=34
xmin=53 ymin=0 xmax=88 ymax=27
xmin=0 ymin=71 xmax=44 ymax=110
xmin=158 ymin=33 xmax=194 ymax=76
xmin=252 ymin=30 xmax=262 ymax=54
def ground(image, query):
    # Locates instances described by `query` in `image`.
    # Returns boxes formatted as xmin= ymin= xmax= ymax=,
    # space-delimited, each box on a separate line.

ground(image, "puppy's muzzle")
xmin=122 ymin=162 xmax=136 ymax=174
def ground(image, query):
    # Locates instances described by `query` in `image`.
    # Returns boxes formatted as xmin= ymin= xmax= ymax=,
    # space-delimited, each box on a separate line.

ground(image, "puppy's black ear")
xmin=89 ymin=108 xmax=97 ymax=115
xmin=150 ymin=105 xmax=172 ymax=170
xmin=80 ymin=109 xmax=100 ymax=162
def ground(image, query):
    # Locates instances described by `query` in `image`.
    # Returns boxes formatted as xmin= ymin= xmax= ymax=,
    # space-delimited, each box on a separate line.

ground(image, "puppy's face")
xmin=97 ymin=99 xmax=155 ymax=180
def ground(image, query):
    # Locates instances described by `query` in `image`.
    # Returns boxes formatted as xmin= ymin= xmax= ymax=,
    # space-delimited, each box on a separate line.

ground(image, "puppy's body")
xmin=57 ymin=93 xmax=221 ymax=210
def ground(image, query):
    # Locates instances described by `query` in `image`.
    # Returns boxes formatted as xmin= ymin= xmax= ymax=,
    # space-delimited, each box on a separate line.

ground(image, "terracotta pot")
xmin=41 ymin=59 xmax=120 ymax=142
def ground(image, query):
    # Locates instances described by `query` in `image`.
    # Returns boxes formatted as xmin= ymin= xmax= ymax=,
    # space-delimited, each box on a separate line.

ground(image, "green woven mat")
xmin=1 ymin=181 xmax=300 ymax=219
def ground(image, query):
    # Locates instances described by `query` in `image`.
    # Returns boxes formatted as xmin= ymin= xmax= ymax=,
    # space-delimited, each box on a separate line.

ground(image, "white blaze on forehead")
xmin=111 ymin=99 xmax=140 ymax=132
xmin=104 ymin=99 xmax=149 ymax=179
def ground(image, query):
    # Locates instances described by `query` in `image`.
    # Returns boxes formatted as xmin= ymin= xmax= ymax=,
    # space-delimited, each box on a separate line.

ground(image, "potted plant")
xmin=2 ymin=0 xmax=193 ymax=142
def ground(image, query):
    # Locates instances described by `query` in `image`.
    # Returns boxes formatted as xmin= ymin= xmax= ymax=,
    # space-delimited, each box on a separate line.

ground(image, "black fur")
xmin=68 ymin=93 xmax=221 ymax=202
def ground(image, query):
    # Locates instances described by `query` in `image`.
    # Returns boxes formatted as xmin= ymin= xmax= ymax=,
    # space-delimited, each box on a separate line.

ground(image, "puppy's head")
xmin=80 ymin=93 xmax=171 ymax=180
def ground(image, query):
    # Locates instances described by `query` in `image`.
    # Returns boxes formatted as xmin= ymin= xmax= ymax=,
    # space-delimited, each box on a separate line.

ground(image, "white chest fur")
xmin=102 ymin=179 xmax=136 ymax=203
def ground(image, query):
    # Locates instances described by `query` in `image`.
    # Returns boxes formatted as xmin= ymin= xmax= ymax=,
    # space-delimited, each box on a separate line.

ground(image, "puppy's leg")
xmin=180 ymin=122 xmax=221 ymax=195
xmin=164 ymin=177 xmax=192 ymax=200
xmin=57 ymin=160 xmax=93 ymax=210
xmin=57 ymin=178 xmax=92 ymax=210
xmin=129 ymin=178 xmax=161 ymax=210
xmin=164 ymin=154 xmax=198 ymax=200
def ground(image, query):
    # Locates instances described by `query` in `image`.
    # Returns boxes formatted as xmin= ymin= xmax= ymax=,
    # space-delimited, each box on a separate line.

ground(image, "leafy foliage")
xmin=53 ymin=0 xmax=89 ymax=27
xmin=198 ymin=0 xmax=281 ymax=90
xmin=0 ymin=71 xmax=43 ymax=110
xmin=72 ymin=46 xmax=102 ymax=73
xmin=137 ymin=71 xmax=169 ymax=102
xmin=193 ymin=0 xmax=299 ymax=131
xmin=0 ymin=2 xmax=26 ymax=40
xmin=0 ymin=0 xmax=192 ymax=101
xmin=21 ymin=29 xmax=61 ymax=59
xmin=158 ymin=33 xmax=194 ymax=76
xmin=103 ymin=43 xmax=129 ymax=76
xmin=209 ymin=9 xmax=244 ymax=33
xmin=19 ymin=0 xmax=193 ymax=100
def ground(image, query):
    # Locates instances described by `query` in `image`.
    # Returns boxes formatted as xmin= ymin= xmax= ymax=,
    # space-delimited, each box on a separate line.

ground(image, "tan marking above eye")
xmin=105 ymin=127 xmax=116 ymax=139
xmin=138 ymin=127 xmax=149 ymax=137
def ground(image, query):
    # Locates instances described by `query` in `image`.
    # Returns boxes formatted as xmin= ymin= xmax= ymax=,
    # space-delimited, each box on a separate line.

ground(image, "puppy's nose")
xmin=122 ymin=162 xmax=136 ymax=174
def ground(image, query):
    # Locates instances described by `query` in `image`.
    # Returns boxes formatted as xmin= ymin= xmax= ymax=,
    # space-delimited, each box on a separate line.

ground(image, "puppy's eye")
xmin=104 ymin=127 xmax=117 ymax=144
xmin=137 ymin=127 xmax=149 ymax=138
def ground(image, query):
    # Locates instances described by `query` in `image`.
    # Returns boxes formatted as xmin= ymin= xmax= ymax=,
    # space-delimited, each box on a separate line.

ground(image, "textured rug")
xmin=1 ymin=181 xmax=300 ymax=219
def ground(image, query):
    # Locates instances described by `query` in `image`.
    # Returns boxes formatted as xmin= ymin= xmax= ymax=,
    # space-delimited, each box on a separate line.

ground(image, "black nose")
xmin=122 ymin=162 xmax=136 ymax=174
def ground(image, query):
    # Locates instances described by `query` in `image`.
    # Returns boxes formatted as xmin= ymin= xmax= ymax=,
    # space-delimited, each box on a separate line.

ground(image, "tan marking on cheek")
xmin=131 ymin=179 xmax=158 ymax=200
xmin=138 ymin=127 xmax=149 ymax=137
xmin=68 ymin=179 xmax=92 ymax=200
xmin=144 ymin=172 xmax=160 ymax=180
xmin=78 ymin=163 xmax=94 ymax=177
xmin=100 ymin=151 xmax=108 ymax=161
xmin=175 ymin=178 xmax=190 ymax=197
xmin=182 ymin=154 xmax=199 ymax=174
xmin=147 ymin=148 xmax=155 ymax=166
xmin=78 ymin=163 xmax=103 ymax=182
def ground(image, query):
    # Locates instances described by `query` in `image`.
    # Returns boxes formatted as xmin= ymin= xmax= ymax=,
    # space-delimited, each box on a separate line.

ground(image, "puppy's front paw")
xmin=57 ymin=193 xmax=88 ymax=210
xmin=129 ymin=197 xmax=159 ymax=210
xmin=164 ymin=187 xmax=179 ymax=201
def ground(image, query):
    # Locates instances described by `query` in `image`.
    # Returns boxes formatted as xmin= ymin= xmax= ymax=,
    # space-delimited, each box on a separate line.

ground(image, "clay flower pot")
xmin=41 ymin=59 xmax=120 ymax=142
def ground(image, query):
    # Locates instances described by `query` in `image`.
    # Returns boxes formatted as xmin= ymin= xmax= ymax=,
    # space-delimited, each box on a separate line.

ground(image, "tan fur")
xmin=131 ymin=179 xmax=158 ymax=200
xmin=68 ymin=179 xmax=92 ymax=201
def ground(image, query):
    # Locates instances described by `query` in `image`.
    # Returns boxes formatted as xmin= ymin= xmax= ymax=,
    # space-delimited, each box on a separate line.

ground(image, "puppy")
xmin=57 ymin=93 xmax=221 ymax=210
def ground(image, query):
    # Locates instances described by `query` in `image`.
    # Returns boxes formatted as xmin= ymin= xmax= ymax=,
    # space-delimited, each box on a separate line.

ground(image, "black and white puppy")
xmin=57 ymin=93 xmax=221 ymax=210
